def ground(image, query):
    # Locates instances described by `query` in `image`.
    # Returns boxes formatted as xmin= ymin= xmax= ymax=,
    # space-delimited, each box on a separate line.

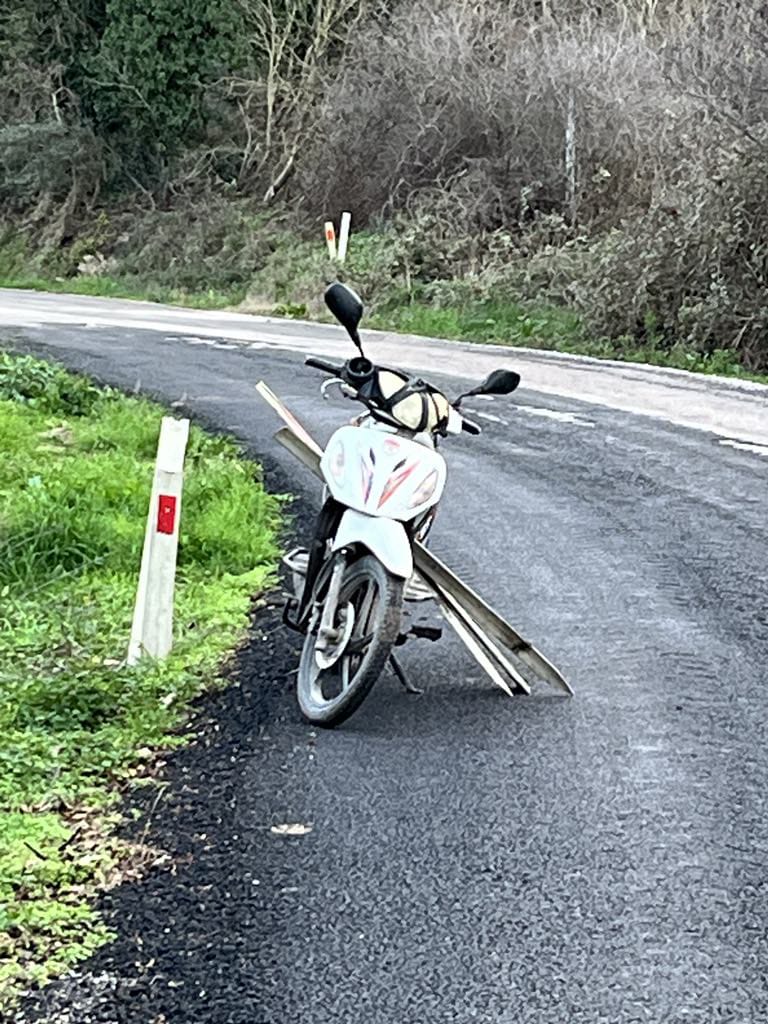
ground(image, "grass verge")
xmin=2 ymin=227 xmax=767 ymax=385
xmin=368 ymin=300 xmax=768 ymax=383
xmin=0 ymin=352 xmax=282 ymax=1012
xmin=0 ymin=273 xmax=245 ymax=311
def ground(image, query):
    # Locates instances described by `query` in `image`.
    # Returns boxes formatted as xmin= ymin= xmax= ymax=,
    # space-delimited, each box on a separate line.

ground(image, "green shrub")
xmin=111 ymin=199 xmax=281 ymax=290
xmin=0 ymin=353 xmax=107 ymax=416
xmin=571 ymin=143 xmax=768 ymax=372
xmin=0 ymin=121 xmax=103 ymax=217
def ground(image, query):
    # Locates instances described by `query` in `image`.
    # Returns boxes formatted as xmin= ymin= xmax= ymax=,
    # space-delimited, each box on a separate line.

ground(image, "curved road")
xmin=5 ymin=290 xmax=768 ymax=1024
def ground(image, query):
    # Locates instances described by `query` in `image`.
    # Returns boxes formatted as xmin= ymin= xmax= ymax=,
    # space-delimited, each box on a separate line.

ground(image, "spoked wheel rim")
xmin=307 ymin=570 xmax=383 ymax=713
xmin=297 ymin=554 xmax=404 ymax=727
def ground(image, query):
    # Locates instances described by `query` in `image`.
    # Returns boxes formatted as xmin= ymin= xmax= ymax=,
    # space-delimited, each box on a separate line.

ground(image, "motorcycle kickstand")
xmin=390 ymin=653 xmax=423 ymax=695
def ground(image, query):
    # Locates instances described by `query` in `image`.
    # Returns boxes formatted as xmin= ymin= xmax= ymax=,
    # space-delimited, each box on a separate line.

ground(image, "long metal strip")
xmin=274 ymin=426 xmax=323 ymax=476
xmin=431 ymin=580 xmax=531 ymax=695
xmin=436 ymin=600 xmax=515 ymax=698
xmin=256 ymin=382 xmax=324 ymax=456
xmin=413 ymin=543 xmax=573 ymax=696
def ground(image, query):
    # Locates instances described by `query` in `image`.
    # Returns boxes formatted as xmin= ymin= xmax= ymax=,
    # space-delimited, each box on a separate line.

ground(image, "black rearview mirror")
xmin=325 ymin=282 xmax=364 ymax=355
xmin=456 ymin=368 xmax=520 ymax=406
xmin=477 ymin=369 xmax=521 ymax=396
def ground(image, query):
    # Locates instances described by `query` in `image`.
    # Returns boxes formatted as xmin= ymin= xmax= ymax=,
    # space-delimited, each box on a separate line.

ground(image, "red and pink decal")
xmin=378 ymin=462 xmax=418 ymax=509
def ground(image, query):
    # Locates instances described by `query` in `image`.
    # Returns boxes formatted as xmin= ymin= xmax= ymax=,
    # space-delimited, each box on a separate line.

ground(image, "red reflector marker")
xmin=157 ymin=494 xmax=177 ymax=535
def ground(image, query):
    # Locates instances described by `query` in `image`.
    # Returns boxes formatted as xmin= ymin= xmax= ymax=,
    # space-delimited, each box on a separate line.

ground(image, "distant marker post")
xmin=338 ymin=211 xmax=352 ymax=263
xmin=324 ymin=221 xmax=337 ymax=260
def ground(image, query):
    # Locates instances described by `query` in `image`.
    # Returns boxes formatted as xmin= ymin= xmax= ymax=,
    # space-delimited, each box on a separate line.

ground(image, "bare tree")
xmin=221 ymin=0 xmax=366 ymax=202
xmin=298 ymin=0 xmax=693 ymax=229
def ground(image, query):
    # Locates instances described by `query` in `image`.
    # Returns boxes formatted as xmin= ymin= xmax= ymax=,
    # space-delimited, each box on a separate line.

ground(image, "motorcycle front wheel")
xmin=297 ymin=555 xmax=404 ymax=728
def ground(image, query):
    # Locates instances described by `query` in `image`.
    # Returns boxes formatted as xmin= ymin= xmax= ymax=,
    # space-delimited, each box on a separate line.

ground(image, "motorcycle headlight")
xmin=409 ymin=469 xmax=439 ymax=509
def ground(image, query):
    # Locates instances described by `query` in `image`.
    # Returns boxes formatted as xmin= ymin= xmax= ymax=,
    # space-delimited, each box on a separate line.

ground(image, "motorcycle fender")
xmin=332 ymin=509 xmax=413 ymax=579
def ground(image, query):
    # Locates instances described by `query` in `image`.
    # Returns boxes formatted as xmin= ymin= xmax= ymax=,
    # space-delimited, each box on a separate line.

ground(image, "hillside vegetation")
xmin=3 ymin=1 xmax=768 ymax=373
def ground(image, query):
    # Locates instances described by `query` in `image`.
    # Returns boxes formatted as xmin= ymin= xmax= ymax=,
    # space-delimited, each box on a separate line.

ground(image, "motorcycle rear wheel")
xmin=297 ymin=555 xmax=404 ymax=727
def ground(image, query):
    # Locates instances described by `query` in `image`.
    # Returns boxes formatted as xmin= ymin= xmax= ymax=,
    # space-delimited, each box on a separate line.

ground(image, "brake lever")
xmin=321 ymin=378 xmax=356 ymax=401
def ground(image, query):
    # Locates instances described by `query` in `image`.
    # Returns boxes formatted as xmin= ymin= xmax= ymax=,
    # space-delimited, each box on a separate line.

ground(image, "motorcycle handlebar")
xmin=306 ymin=354 xmax=483 ymax=437
xmin=305 ymin=356 xmax=346 ymax=375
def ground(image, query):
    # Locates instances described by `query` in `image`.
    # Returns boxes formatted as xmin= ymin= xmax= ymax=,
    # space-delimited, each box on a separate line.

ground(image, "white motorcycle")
xmin=272 ymin=283 xmax=522 ymax=727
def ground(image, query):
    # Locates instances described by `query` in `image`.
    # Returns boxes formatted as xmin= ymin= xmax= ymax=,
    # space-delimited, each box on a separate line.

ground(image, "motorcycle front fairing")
xmin=319 ymin=424 xmax=447 ymax=580
xmin=320 ymin=425 xmax=447 ymax=520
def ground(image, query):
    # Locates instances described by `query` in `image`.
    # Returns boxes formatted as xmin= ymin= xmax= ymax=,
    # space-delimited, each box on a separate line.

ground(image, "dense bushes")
xmin=298 ymin=0 xmax=768 ymax=370
xmin=87 ymin=0 xmax=239 ymax=174
xmin=573 ymin=144 xmax=768 ymax=371
xmin=3 ymin=0 xmax=768 ymax=371
xmin=0 ymin=0 xmax=239 ymax=198
xmin=299 ymin=1 xmax=689 ymax=228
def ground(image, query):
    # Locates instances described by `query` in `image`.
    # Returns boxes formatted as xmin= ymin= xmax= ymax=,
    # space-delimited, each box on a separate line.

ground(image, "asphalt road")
xmin=5 ymin=293 xmax=768 ymax=1024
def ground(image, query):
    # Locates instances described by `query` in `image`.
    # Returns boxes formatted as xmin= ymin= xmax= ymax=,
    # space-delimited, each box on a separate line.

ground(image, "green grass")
xmin=0 ymin=272 xmax=245 ymax=310
xmin=2 ymin=230 xmax=767 ymax=384
xmin=0 ymin=353 xmax=282 ymax=1010
xmin=370 ymin=297 xmax=580 ymax=349
xmin=369 ymin=298 xmax=768 ymax=383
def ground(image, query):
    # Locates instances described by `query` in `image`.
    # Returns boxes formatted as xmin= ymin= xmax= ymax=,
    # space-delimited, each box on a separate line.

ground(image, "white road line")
xmin=719 ymin=439 xmax=768 ymax=456
xmin=519 ymin=406 xmax=595 ymax=427
xmin=474 ymin=411 xmax=508 ymax=425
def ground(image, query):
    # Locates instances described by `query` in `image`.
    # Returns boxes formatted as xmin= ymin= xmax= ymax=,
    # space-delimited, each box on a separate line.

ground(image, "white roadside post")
xmin=127 ymin=416 xmax=190 ymax=665
xmin=324 ymin=221 xmax=337 ymax=260
xmin=565 ymin=87 xmax=577 ymax=226
xmin=337 ymin=211 xmax=352 ymax=263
